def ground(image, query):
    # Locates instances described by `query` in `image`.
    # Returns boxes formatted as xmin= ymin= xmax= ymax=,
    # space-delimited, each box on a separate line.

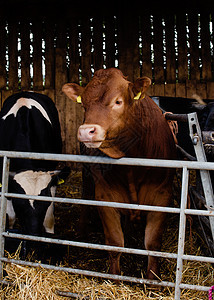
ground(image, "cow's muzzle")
xmin=78 ymin=124 xmax=105 ymax=148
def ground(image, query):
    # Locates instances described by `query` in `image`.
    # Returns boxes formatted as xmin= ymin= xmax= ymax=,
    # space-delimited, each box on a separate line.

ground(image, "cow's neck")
xmin=99 ymin=145 xmax=125 ymax=159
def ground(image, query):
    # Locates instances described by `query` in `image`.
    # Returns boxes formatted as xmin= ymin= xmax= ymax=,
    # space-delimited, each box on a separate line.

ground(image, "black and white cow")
xmin=0 ymin=91 xmax=64 ymax=236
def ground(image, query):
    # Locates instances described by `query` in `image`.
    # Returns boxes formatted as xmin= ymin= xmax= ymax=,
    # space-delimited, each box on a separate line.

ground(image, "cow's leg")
xmin=43 ymin=202 xmax=54 ymax=234
xmin=7 ymin=199 xmax=16 ymax=229
xmin=98 ymin=207 xmax=124 ymax=275
xmin=144 ymin=211 xmax=166 ymax=280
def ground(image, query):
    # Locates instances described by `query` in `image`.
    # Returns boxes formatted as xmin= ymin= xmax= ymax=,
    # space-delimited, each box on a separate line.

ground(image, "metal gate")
xmin=0 ymin=150 xmax=214 ymax=299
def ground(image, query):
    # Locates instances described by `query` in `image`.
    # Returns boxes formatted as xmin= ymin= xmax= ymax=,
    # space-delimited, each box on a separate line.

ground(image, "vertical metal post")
xmin=174 ymin=167 xmax=189 ymax=300
xmin=0 ymin=156 xmax=10 ymax=280
xmin=188 ymin=113 xmax=214 ymax=241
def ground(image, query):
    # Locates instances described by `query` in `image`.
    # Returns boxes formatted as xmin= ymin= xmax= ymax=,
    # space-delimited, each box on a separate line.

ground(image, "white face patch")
xmin=14 ymin=170 xmax=52 ymax=209
xmin=2 ymin=98 xmax=52 ymax=124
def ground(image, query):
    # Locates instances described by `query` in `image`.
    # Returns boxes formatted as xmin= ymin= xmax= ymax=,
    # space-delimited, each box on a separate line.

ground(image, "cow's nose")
xmin=78 ymin=126 xmax=97 ymax=142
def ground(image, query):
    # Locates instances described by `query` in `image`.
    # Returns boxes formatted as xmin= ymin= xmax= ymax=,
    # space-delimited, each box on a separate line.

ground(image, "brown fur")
xmin=63 ymin=68 xmax=177 ymax=280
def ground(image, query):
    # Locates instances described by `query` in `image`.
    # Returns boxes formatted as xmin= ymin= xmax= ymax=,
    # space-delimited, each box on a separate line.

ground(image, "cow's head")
xmin=63 ymin=68 xmax=151 ymax=158
xmin=8 ymin=167 xmax=70 ymax=236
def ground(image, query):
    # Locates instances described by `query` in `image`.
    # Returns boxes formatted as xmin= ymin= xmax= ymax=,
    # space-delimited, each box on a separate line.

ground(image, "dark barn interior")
xmin=1 ymin=0 xmax=214 ymax=153
xmin=0 ymin=1 xmax=214 ymax=299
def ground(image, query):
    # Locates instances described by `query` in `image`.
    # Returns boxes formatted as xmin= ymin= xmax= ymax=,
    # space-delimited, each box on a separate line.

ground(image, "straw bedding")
xmin=0 ymin=170 xmax=213 ymax=299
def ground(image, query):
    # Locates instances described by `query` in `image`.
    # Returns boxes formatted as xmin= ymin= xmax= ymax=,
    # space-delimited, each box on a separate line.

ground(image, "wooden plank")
xmin=65 ymin=97 xmax=78 ymax=155
xmin=186 ymin=79 xmax=197 ymax=98
xmin=140 ymin=13 xmax=152 ymax=79
xmin=105 ymin=16 xmax=116 ymax=68
xmin=188 ymin=12 xmax=200 ymax=81
xmin=41 ymin=89 xmax=55 ymax=101
xmin=211 ymin=13 xmax=214 ymax=81
xmin=200 ymin=13 xmax=212 ymax=82
xmin=207 ymin=82 xmax=214 ymax=99
xmin=55 ymin=21 xmax=68 ymax=153
xmin=2 ymin=90 xmax=14 ymax=105
xmin=176 ymin=13 xmax=188 ymax=82
xmin=76 ymin=104 xmax=84 ymax=155
xmin=165 ymin=83 xmax=176 ymax=97
xmin=81 ymin=17 xmax=92 ymax=85
xmin=153 ymin=14 xmax=165 ymax=83
xmin=69 ymin=18 xmax=84 ymax=154
xmin=196 ymin=82 xmax=207 ymax=99
xmin=69 ymin=18 xmax=80 ymax=83
xmin=55 ymin=47 xmax=67 ymax=90
xmin=117 ymin=14 xmax=139 ymax=81
xmin=165 ymin=14 xmax=176 ymax=83
xmin=132 ymin=16 xmax=140 ymax=81
xmin=68 ymin=18 xmax=84 ymax=154
xmin=117 ymin=14 xmax=126 ymax=76
xmin=153 ymin=83 xmax=165 ymax=96
xmin=0 ymin=18 xmax=7 ymax=90
xmin=55 ymin=20 xmax=79 ymax=156
xmin=8 ymin=20 xmax=18 ymax=90
xmin=32 ymin=20 xmax=43 ymax=90
xmin=146 ymin=85 xmax=154 ymax=97
xmin=176 ymin=83 xmax=186 ymax=98
xmin=20 ymin=20 xmax=31 ymax=90
xmin=44 ymin=20 xmax=55 ymax=90
xmin=92 ymin=17 xmax=104 ymax=71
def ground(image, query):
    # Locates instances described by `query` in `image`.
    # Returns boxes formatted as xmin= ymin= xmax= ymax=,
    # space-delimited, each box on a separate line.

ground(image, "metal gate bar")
xmin=3 ymin=231 xmax=214 ymax=264
xmin=0 ymin=257 xmax=176 ymax=288
xmin=0 ymin=156 xmax=9 ymax=278
xmin=188 ymin=113 xmax=214 ymax=240
xmin=2 ymin=192 xmax=214 ymax=217
xmin=175 ymin=167 xmax=189 ymax=299
xmin=0 ymin=150 xmax=214 ymax=169
xmin=0 ymin=151 xmax=213 ymax=299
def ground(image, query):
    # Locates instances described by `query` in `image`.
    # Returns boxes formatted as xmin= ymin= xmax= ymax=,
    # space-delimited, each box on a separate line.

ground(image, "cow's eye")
xmin=115 ymin=99 xmax=123 ymax=106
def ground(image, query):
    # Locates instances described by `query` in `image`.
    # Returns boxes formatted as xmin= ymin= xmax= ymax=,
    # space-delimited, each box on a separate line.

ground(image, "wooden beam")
xmin=200 ymin=12 xmax=212 ymax=82
xmin=140 ymin=13 xmax=152 ymax=79
xmin=32 ymin=20 xmax=43 ymax=90
xmin=8 ymin=20 xmax=18 ymax=90
xmin=20 ymin=20 xmax=31 ymax=90
xmin=0 ymin=18 xmax=7 ymax=90
xmin=153 ymin=14 xmax=164 ymax=84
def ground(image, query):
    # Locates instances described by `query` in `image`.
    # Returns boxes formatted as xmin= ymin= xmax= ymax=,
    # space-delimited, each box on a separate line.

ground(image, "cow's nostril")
xmin=89 ymin=128 xmax=96 ymax=135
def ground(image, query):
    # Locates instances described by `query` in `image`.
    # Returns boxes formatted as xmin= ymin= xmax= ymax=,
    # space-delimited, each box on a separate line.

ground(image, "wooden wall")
xmin=0 ymin=11 xmax=214 ymax=153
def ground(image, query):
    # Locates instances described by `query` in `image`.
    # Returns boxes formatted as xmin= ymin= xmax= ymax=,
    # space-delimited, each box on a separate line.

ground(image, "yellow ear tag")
xmin=0 ymin=183 xmax=2 ymax=188
xmin=76 ymin=95 xmax=82 ymax=103
xmin=57 ymin=178 xmax=65 ymax=185
xmin=134 ymin=92 xmax=142 ymax=100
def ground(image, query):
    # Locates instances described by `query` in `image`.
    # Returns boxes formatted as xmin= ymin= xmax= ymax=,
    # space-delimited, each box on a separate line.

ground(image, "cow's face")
xmin=63 ymin=68 xmax=151 ymax=157
xmin=9 ymin=170 xmax=57 ymax=236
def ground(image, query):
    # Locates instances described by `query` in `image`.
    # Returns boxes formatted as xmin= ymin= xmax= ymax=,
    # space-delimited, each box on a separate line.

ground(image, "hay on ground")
xmin=0 ymin=171 xmax=213 ymax=299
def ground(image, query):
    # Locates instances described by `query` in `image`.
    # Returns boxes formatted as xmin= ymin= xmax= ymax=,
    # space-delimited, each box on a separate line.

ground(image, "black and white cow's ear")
xmin=49 ymin=166 xmax=71 ymax=187
xmin=132 ymin=77 xmax=151 ymax=100
xmin=62 ymin=83 xmax=84 ymax=103
xmin=49 ymin=170 xmax=61 ymax=176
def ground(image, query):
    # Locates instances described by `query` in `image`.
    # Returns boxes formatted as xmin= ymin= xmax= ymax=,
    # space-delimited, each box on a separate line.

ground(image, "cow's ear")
xmin=62 ymin=83 xmax=84 ymax=103
xmin=133 ymin=77 xmax=151 ymax=98
xmin=49 ymin=166 xmax=71 ymax=187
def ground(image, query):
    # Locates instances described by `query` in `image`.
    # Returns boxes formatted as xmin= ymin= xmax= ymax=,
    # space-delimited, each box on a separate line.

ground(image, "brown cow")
xmin=63 ymin=68 xmax=176 ymax=280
